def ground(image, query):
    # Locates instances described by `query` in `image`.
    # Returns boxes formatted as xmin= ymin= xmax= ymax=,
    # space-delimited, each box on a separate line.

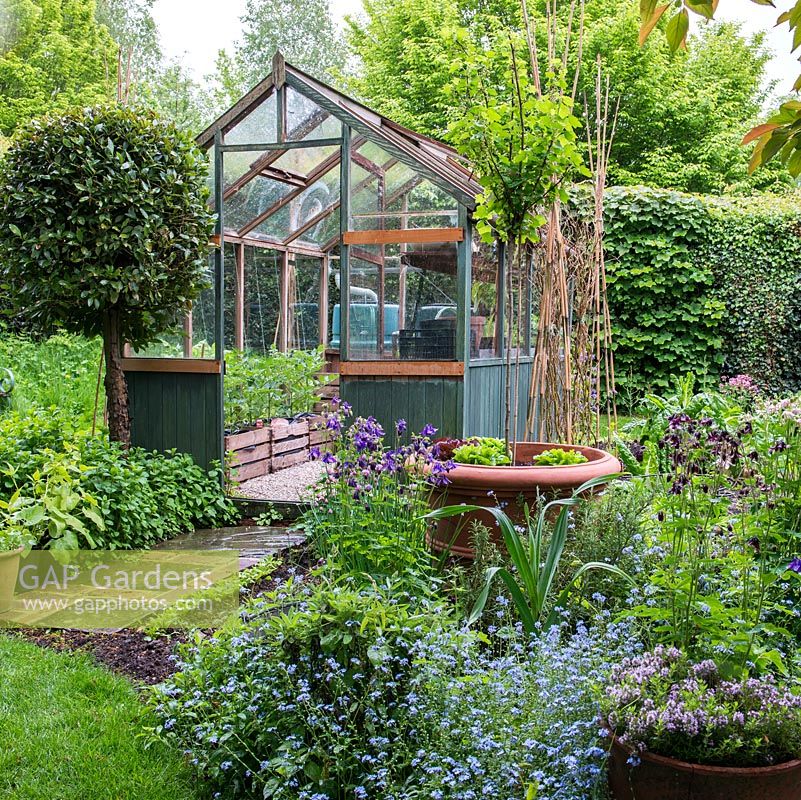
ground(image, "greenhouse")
xmin=122 ymin=51 xmax=534 ymax=469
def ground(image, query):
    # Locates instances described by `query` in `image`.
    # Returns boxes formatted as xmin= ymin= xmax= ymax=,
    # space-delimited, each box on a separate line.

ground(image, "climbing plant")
xmin=597 ymin=187 xmax=724 ymax=396
xmin=584 ymin=186 xmax=801 ymax=397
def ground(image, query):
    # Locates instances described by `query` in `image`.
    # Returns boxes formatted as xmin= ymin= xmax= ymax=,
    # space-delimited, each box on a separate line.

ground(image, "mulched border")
xmin=10 ymin=543 xmax=314 ymax=685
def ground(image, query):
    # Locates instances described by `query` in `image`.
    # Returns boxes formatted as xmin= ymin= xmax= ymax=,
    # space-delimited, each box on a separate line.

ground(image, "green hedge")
xmin=588 ymin=186 xmax=801 ymax=395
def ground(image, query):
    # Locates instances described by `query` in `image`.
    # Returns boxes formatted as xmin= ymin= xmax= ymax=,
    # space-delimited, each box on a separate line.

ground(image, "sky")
xmin=153 ymin=0 xmax=799 ymax=98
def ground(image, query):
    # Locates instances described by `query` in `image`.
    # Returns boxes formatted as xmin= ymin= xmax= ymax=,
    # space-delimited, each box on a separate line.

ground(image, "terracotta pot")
xmin=608 ymin=734 xmax=801 ymax=800
xmin=429 ymin=441 xmax=621 ymax=559
xmin=0 ymin=546 xmax=23 ymax=614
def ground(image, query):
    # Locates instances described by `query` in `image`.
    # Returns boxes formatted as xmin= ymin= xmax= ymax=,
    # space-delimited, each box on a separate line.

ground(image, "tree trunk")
xmin=103 ymin=309 xmax=130 ymax=446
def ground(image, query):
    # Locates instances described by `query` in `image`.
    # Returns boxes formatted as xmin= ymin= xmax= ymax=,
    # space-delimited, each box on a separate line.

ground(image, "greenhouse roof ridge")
xmin=196 ymin=50 xmax=481 ymax=210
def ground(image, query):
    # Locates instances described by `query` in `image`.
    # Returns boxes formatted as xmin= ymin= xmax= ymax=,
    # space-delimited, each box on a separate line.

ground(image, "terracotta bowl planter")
xmin=0 ymin=546 xmax=23 ymax=614
xmin=608 ymin=734 xmax=801 ymax=800
xmin=428 ymin=441 xmax=621 ymax=559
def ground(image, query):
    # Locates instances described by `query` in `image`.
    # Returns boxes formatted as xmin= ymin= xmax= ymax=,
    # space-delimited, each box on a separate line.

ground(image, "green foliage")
xmin=0 ymin=105 xmax=214 ymax=348
xmin=560 ymin=478 xmax=658 ymax=615
xmin=211 ymin=0 xmax=346 ymax=106
xmin=581 ymin=10 xmax=790 ymax=194
xmin=0 ymin=636 xmax=208 ymax=800
xmin=0 ymin=332 xmax=102 ymax=427
xmin=448 ymin=25 xmax=585 ymax=245
xmin=597 ymin=186 xmax=725 ymax=395
xmin=701 ymin=194 xmax=801 ymax=392
xmin=0 ymin=408 xmax=236 ymax=549
xmin=531 ymin=448 xmax=589 ymax=466
xmin=626 ymin=408 xmax=801 ymax=673
xmin=302 ymin=413 xmax=443 ymax=586
xmin=346 ymin=0 xmax=790 ymax=193
xmin=640 ymin=0 xmax=801 ymax=180
xmin=452 ymin=437 xmax=511 ymax=466
xmin=344 ymin=0 xmax=459 ymax=138
xmin=2 ymin=449 xmax=106 ymax=549
xmin=224 ymin=347 xmax=332 ymax=429
xmin=585 ymin=186 xmax=801 ymax=396
xmin=597 ymin=187 xmax=801 ymax=395
xmin=428 ymin=475 xmax=632 ymax=633
xmin=0 ymin=0 xmax=116 ymax=136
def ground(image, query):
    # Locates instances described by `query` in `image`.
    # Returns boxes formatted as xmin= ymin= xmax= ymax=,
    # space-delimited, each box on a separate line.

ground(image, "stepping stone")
xmin=156 ymin=526 xmax=306 ymax=569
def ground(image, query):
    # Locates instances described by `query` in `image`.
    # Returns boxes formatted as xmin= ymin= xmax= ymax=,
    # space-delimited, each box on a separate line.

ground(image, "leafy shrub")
xmin=224 ymin=347 xmax=332 ymax=429
xmin=572 ymin=187 xmax=801 ymax=396
xmin=604 ymin=647 xmax=801 ymax=767
xmin=0 ymin=408 xmax=235 ymax=549
xmin=151 ymin=574 xmax=637 ymax=800
xmin=702 ymin=194 xmax=801 ymax=393
xmin=594 ymin=186 xmax=724 ymax=395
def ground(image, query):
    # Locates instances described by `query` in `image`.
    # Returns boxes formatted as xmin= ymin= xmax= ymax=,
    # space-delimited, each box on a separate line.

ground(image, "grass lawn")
xmin=0 ymin=635 xmax=207 ymax=800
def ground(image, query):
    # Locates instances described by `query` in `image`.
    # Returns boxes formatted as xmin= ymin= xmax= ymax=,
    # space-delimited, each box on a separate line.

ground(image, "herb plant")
xmin=604 ymin=647 xmax=801 ymax=768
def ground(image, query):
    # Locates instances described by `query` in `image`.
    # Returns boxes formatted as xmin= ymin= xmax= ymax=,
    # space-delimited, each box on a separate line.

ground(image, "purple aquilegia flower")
xmin=788 ymin=558 xmax=801 ymax=574
xmin=420 ymin=423 xmax=437 ymax=438
xmin=396 ymin=419 xmax=408 ymax=435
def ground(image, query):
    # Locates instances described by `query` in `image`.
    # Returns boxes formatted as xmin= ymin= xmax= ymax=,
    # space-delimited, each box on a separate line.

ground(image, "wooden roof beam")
xmin=222 ymin=108 xmax=339 ymax=202
xmin=283 ymin=200 xmax=341 ymax=246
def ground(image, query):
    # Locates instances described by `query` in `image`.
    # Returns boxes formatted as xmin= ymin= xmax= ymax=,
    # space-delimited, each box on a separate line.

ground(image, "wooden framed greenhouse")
xmin=121 ymin=52 xmax=533 ymax=473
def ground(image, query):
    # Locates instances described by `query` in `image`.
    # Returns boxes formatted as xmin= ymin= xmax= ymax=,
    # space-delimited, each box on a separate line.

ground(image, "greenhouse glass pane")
xmin=225 ymin=92 xmax=278 ymax=145
xmin=286 ymin=86 xmax=342 ymax=141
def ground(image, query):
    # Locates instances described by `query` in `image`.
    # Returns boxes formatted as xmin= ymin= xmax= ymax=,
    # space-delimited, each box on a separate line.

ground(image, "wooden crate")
xmin=225 ymin=425 xmax=273 ymax=482
xmin=226 ymin=415 xmax=327 ymax=483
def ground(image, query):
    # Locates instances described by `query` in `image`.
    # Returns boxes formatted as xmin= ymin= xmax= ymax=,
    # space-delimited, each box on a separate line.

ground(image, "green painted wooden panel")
xmin=465 ymin=360 xmax=532 ymax=440
xmin=126 ymin=371 xmax=223 ymax=470
xmin=340 ymin=377 xmax=463 ymax=439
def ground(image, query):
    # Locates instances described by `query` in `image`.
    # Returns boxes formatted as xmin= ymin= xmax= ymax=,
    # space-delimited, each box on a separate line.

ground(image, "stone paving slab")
xmin=156 ymin=526 xmax=306 ymax=569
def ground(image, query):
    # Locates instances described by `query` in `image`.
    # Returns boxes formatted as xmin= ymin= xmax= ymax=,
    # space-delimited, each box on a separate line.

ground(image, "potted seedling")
xmin=0 ymin=523 xmax=31 ymax=614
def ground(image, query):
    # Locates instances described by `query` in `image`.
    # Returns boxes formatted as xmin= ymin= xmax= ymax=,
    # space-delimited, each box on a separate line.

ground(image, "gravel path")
xmin=238 ymin=460 xmax=326 ymax=502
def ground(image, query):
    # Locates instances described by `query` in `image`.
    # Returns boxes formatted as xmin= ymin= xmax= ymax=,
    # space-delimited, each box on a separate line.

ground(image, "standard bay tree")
xmin=0 ymin=105 xmax=214 ymax=444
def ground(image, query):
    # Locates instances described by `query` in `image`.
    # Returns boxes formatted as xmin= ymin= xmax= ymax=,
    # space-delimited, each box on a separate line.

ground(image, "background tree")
xmin=95 ymin=0 xmax=161 ymax=83
xmin=95 ymin=0 xmax=211 ymax=132
xmin=0 ymin=0 xmax=116 ymax=135
xmin=577 ymin=10 xmax=791 ymax=193
xmin=344 ymin=0 xmax=460 ymax=138
xmin=345 ymin=0 xmax=791 ymax=194
xmin=639 ymin=0 xmax=801 ymax=178
xmin=0 ymin=106 xmax=214 ymax=443
xmin=211 ymin=0 xmax=347 ymax=106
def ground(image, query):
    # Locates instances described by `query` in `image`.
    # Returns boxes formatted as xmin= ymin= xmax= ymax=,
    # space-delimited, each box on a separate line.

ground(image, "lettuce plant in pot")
xmin=602 ymin=646 xmax=801 ymax=800
xmin=429 ymin=437 xmax=620 ymax=557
